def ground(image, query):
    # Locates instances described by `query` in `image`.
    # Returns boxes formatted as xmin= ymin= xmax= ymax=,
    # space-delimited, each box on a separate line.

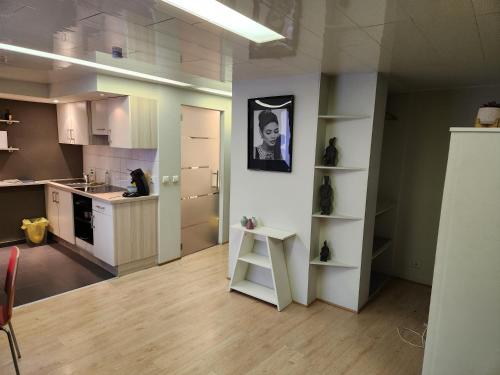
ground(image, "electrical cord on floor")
xmin=397 ymin=323 xmax=427 ymax=349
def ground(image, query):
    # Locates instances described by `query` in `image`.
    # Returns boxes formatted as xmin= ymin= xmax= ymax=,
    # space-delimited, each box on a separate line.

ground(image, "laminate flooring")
xmin=0 ymin=244 xmax=431 ymax=375
xmin=0 ymin=242 xmax=114 ymax=306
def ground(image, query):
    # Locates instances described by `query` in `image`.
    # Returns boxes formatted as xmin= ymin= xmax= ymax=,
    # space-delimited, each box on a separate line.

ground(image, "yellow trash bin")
xmin=21 ymin=217 xmax=49 ymax=246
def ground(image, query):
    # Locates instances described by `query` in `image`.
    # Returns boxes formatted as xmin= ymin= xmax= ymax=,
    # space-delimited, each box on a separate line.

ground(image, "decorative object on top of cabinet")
xmin=319 ymin=175 xmax=333 ymax=215
xmin=240 ymin=216 xmax=248 ymax=227
xmin=475 ymin=102 xmax=500 ymax=128
xmin=320 ymin=241 xmax=330 ymax=262
xmin=322 ymin=137 xmax=338 ymax=166
xmin=107 ymin=96 xmax=158 ymax=149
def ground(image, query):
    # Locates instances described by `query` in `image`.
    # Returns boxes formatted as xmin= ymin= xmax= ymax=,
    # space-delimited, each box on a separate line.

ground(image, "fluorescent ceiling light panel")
xmin=0 ymin=43 xmax=192 ymax=87
xmin=161 ymin=0 xmax=285 ymax=43
xmin=196 ymin=87 xmax=232 ymax=97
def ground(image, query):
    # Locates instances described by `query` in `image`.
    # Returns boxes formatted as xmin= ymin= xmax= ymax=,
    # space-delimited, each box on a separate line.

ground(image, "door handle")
xmin=55 ymin=192 xmax=59 ymax=204
xmin=211 ymin=171 xmax=220 ymax=190
xmin=52 ymin=191 xmax=55 ymax=202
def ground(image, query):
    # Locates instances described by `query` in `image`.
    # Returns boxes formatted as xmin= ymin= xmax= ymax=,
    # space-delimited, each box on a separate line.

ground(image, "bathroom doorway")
xmin=180 ymin=105 xmax=221 ymax=256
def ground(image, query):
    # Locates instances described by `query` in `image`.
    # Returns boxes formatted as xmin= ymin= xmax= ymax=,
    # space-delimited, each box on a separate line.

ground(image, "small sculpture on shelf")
xmin=320 ymin=241 xmax=330 ymax=262
xmin=322 ymin=137 xmax=338 ymax=166
xmin=245 ymin=217 xmax=257 ymax=230
xmin=319 ymin=175 xmax=333 ymax=215
xmin=240 ymin=216 xmax=248 ymax=227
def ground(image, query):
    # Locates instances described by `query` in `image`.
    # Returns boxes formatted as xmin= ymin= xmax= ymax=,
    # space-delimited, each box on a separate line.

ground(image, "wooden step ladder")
xmin=229 ymin=224 xmax=295 ymax=311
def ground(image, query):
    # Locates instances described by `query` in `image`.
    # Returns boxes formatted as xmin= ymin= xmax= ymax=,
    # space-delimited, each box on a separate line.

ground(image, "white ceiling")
xmin=0 ymin=0 xmax=500 ymax=92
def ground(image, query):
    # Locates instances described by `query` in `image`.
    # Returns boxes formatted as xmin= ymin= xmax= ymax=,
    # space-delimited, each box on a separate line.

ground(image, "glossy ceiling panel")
xmin=0 ymin=0 xmax=499 ymax=92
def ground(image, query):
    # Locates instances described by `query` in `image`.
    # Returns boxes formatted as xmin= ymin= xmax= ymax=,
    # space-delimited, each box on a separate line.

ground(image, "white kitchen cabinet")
xmin=56 ymin=101 xmax=90 ymax=145
xmin=423 ymin=129 xmax=500 ymax=375
xmin=45 ymin=186 xmax=75 ymax=244
xmin=45 ymin=186 xmax=60 ymax=235
xmin=107 ymin=96 xmax=157 ymax=149
xmin=91 ymin=99 xmax=109 ymax=135
xmin=92 ymin=209 xmax=115 ymax=266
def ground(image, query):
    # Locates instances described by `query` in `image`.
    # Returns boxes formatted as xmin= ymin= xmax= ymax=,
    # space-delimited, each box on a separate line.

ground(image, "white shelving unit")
xmin=315 ymin=165 xmax=366 ymax=171
xmin=310 ymin=256 xmax=357 ymax=268
xmin=230 ymin=224 xmax=295 ymax=311
xmin=318 ymin=115 xmax=369 ymax=120
xmin=0 ymin=119 xmax=20 ymax=124
xmin=0 ymin=147 xmax=19 ymax=152
xmin=312 ymin=212 xmax=363 ymax=220
xmin=308 ymin=74 xmax=387 ymax=312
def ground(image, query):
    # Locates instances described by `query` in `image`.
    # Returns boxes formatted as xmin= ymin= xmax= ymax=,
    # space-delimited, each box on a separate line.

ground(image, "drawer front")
xmin=92 ymin=200 xmax=112 ymax=216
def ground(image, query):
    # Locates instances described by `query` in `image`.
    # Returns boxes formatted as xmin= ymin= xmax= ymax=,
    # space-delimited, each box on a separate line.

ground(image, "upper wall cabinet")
xmin=107 ymin=96 xmax=158 ymax=149
xmin=57 ymin=102 xmax=90 ymax=145
xmin=91 ymin=99 xmax=109 ymax=136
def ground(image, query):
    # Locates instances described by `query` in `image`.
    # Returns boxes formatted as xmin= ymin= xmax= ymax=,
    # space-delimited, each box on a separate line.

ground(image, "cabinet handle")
xmin=107 ymin=129 xmax=112 ymax=145
xmin=96 ymin=205 xmax=104 ymax=210
xmin=91 ymin=214 xmax=95 ymax=229
xmin=52 ymin=191 xmax=55 ymax=202
xmin=56 ymin=192 xmax=59 ymax=204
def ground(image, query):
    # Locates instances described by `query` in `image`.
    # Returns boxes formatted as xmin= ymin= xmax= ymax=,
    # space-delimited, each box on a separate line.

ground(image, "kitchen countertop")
xmin=0 ymin=179 xmax=158 ymax=204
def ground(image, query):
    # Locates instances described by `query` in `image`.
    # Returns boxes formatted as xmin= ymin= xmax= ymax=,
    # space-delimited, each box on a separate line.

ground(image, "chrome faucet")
xmin=83 ymin=173 xmax=89 ymax=184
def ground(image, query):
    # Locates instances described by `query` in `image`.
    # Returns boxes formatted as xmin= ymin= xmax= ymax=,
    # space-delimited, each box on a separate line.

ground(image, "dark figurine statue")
xmin=320 ymin=241 xmax=330 ymax=262
xmin=319 ymin=175 xmax=333 ymax=215
xmin=322 ymin=137 xmax=338 ymax=166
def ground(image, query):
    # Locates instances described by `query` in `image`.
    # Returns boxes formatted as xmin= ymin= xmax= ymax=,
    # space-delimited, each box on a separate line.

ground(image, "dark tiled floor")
xmin=0 ymin=242 xmax=114 ymax=306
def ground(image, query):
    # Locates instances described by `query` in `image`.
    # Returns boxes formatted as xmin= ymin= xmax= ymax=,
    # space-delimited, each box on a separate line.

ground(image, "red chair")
xmin=1 ymin=247 xmax=21 ymax=375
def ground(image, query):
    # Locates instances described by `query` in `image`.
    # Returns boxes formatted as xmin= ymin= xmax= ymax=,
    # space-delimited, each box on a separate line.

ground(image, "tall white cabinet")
xmin=422 ymin=128 xmax=500 ymax=375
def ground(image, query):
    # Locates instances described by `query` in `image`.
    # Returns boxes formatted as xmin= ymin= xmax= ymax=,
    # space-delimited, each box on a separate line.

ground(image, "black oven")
xmin=73 ymin=194 xmax=93 ymax=245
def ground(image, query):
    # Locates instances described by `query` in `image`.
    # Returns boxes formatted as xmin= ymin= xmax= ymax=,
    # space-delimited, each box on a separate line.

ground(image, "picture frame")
xmin=247 ymin=95 xmax=294 ymax=173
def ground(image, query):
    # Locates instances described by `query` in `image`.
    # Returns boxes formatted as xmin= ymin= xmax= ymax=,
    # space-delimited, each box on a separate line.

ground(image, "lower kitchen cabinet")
xmin=90 ymin=198 xmax=158 ymax=273
xmin=45 ymin=186 xmax=75 ymax=244
xmin=92 ymin=207 xmax=115 ymax=266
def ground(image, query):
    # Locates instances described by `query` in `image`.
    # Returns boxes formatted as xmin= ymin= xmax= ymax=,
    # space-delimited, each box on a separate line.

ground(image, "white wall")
xmin=229 ymin=73 xmax=321 ymax=305
xmin=82 ymin=146 xmax=159 ymax=193
xmin=96 ymin=75 xmax=232 ymax=264
xmin=387 ymin=84 xmax=500 ymax=285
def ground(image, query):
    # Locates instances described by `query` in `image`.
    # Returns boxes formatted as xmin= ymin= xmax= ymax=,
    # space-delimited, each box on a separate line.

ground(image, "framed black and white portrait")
xmin=247 ymin=95 xmax=294 ymax=173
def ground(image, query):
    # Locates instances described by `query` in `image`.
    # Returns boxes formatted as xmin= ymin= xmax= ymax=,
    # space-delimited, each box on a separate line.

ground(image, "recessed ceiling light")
xmin=196 ymin=87 xmax=232 ymax=97
xmin=0 ymin=43 xmax=192 ymax=88
xmin=160 ymin=0 xmax=285 ymax=43
xmin=53 ymin=99 xmax=59 ymax=103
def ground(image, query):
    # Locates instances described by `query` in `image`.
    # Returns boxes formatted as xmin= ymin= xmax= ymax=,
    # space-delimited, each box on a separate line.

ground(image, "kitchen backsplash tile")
xmin=83 ymin=145 xmax=158 ymax=194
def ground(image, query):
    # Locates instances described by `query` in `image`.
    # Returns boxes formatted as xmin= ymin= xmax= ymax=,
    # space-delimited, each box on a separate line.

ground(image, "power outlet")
xmin=410 ymin=260 xmax=421 ymax=269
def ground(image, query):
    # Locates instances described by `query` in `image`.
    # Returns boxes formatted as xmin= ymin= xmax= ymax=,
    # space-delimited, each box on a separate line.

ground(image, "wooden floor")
xmin=0 ymin=244 xmax=431 ymax=375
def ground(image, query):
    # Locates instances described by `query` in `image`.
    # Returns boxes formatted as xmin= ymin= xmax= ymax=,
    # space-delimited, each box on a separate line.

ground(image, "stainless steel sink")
xmin=54 ymin=178 xmax=105 ymax=188
xmin=65 ymin=182 xmax=105 ymax=188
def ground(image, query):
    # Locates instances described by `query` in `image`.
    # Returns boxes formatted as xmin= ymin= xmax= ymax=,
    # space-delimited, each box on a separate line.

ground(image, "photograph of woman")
xmin=248 ymin=95 xmax=294 ymax=172
xmin=254 ymin=109 xmax=282 ymax=160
